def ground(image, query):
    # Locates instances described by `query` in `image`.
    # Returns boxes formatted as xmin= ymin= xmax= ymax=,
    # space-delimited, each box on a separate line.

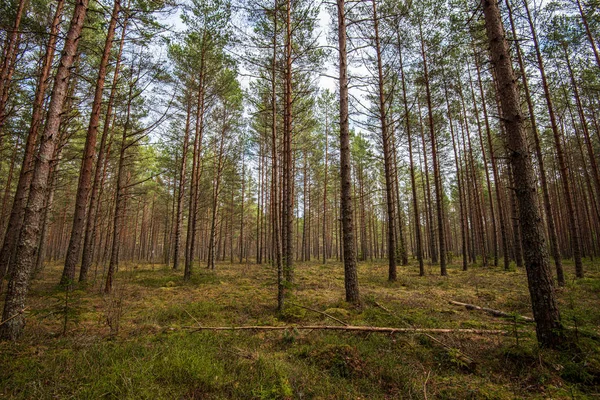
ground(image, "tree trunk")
xmin=482 ymin=0 xmax=562 ymax=348
xmin=0 ymin=0 xmax=26 ymax=134
xmin=323 ymin=111 xmax=329 ymax=264
xmin=337 ymin=0 xmax=360 ymax=304
xmin=173 ymin=97 xmax=192 ymax=270
xmin=575 ymin=0 xmax=600 ymax=69
xmin=185 ymin=40 xmax=206 ymax=281
xmin=522 ymin=0 xmax=583 ymax=278
xmin=0 ymin=0 xmax=89 ymax=340
xmin=420 ymin=27 xmax=446 ymax=275
xmin=105 ymin=71 xmax=135 ymax=294
xmin=372 ymin=0 xmax=397 ymax=281
xmin=468 ymin=62 xmax=498 ymax=267
xmin=61 ymin=0 xmax=120 ymax=286
xmin=505 ymin=0 xmax=563 ymax=283
xmin=0 ymin=0 xmax=64 ymax=283
xmin=442 ymin=66 xmax=468 ymax=272
xmin=282 ymin=0 xmax=294 ymax=286
xmin=79 ymin=16 xmax=128 ymax=283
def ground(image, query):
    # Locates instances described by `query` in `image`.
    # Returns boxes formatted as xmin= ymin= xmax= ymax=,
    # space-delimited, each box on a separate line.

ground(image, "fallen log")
xmin=183 ymin=325 xmax=508 ymax=335
xmin=449 ymin=300 xmax=534 ymax=322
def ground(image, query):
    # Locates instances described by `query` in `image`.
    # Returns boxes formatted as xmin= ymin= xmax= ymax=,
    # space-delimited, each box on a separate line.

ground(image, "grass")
xmin=1 ymin=258 xmax=599 ymax=399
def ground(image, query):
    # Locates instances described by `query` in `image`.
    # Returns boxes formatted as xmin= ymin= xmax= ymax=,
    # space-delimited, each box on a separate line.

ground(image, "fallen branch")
xmin=0 ymin=308 xmax=27 ymax=327
xmin=449 ymin=300 xmax=534 ymax=322
xmin=184 ymin=325 xmax=508 ymax=335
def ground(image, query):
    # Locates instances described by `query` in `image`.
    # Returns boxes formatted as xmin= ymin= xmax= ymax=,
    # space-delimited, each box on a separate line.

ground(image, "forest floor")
xmin=1 ymin=258 xmax=600 ymax=399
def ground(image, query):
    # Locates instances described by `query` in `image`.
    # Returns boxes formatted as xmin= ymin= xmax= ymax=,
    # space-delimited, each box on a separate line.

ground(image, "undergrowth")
xmin=1 ymin=259 xmax=599 ymax=399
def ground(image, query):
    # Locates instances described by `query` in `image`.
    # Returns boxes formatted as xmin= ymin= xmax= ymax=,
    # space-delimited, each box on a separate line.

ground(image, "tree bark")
xmin=0 ymin=0 xmax=26 ymax=134
xmin=482 ymin=0 xmax=562 ymax=348
xmin=372 ymin=0 xmax=397 ymax=281
xmin=337 ymin=0 xmax=360 ymax=304
xmin=1 ymin=0 xmax=89 ymax=340
xmin=79 ymin=16 xmax=128 ymax=282
xmin=505 ymin=0 xmax=563 ymax=283
xmin=173 ymin=97 xmax=192 ymax=270
xmin=0 ymin=0 xmax=64 ymax=283
xmin=419 ymin=26 xmax=446 ymax=275
xmin=396 ymin=44 xmax=424 ymax=274
xmin=61 ymin=0 xmax=120 ymax=286
xmin=522 ymin=0 xmax=583 ymax=278
xmin=282 ymin=0 xmax=294 ymax=285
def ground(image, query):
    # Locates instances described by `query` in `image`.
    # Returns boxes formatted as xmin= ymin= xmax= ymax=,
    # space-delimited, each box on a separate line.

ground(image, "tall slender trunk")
xmin=0 ymin=137 xmax=19 ymax=236
xmin=185 ymin=40 xmax=206 ymax=281
xmin=34 ymin=157 xmax=60 ymax=277
xmin=468 ymin=62 xmax=497 ymax=267
xmin=505 ymin=0 xmax=563 ymax=282
xmin=0 ymin=0 xmax=64 ymax=282
xmin=1 ymin=0 xmax=89 ymax=340
xmin=271 ymin=0 xmax=284 ymax=310
xmin=522 ymin=0 xmax=583 ymax=277
xmin=208 ymin=117 xmax=226 ymax=270
xmin=336 ymin=0 xmax=360 ymax=304
xmin=239 ymin=146 xmax=246 ymax=264
xmin=420 ymin=26 xmax=446 ymax=275
xmin=322 ymin=110 xmax=329 ymax=264
xmin=442 ymin=67 xmax=468 ymax=272
xmin=80 ymin=15 xmax=128 ymax=282
xmin=282 ymin=0 xmax=294 ymax=285
xmin=105 ymin=69 xmax=136 ymax=294
xmin=372 ymin=0 xmax=397 ymax=280
xmin=399 ymin=49 xmax=424 ymax=275
xmin=392 ymin=130 xmax=408 ymax=266
xmin=173 ymin=97 xmax=192 ymax=270
xmin=482 ymin=0 xmax=562 ymax=348
xmin=575 ymin=0 xmax=600 ymax=68
xmin=0 ymin=0 xmax=27 ymax=134
xmin=564 ymin=46 xmax=600 ymax=219
xmin=61 ymin=0 xmax=120 ymax=286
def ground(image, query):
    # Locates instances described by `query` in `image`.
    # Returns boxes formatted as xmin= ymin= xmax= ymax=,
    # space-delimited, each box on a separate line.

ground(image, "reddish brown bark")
xmin=0 ymin=0 xmax=89 ymax=340
xmin=61 ymin=0 xmax=121 ymax=286
xmin=0 ymin=0 xmax=64 ymax=283
xmin=79 ymin=15 xmax=128 ymax=283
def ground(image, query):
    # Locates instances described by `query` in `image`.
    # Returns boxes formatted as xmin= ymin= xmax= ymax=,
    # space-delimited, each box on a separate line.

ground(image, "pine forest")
xmin=1 ymin=0 xmax=600 ymax=397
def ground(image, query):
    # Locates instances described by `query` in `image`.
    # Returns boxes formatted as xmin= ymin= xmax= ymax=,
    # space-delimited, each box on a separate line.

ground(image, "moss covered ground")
xmin=1 ymin=258 xmax=599 ymax=399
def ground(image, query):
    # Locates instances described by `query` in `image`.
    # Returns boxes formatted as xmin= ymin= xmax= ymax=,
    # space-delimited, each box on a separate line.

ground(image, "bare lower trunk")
xmin=0 ymin=0 xmax=26 ymax=134
xmin=62 ymin=0 xmax=120 ymax=286
xmin=80 ymin=16 xmax=128 ymax=283
xmin=0 ymin=0 xmax=89 ymax=340
xmin=420 ymin=28 xmax=446 ymax=275
xmin=173 ymin=98 xmax=192 ymax=270
xmin=505 ymin=0 xmax=563 ymax=283
xmin=482 ymin=0 xmax=562 ymax=348
xmin=282 ymin=0 xmax=294 ymax=286
xmin=0 ymin=0 xmax=64 ymax=283
xmin=337 ymin=0 xmax=360 ymax=304
xmin=371 ymin=0 xmax=396 ymax=281
xmin=105 ymin=75 xmax=134 ymax=294
xmin=523 ymin=0 xmax=583 ymax=277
